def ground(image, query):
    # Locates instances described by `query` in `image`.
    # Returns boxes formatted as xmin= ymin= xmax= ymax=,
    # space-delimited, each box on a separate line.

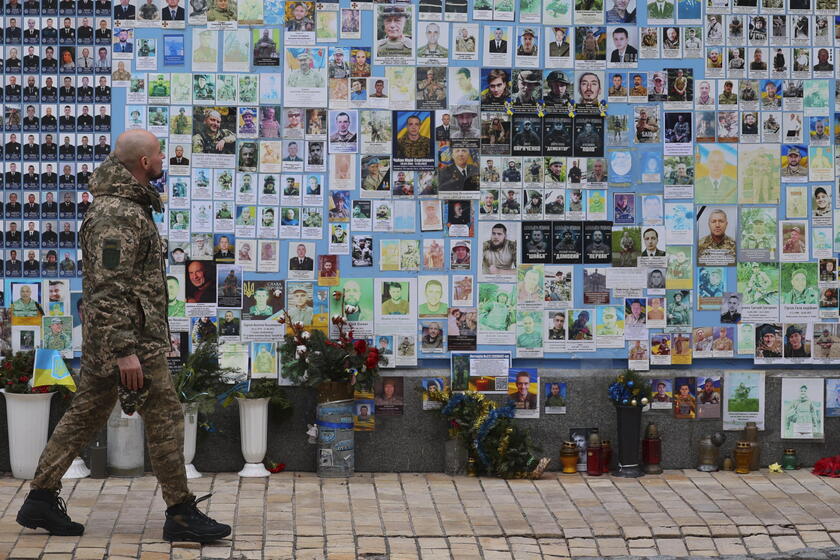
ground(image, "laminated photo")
xmin=781 ymin=377 xmax=823 ymax=439
xmin=508 ymin=368 xmax=539 ymax=417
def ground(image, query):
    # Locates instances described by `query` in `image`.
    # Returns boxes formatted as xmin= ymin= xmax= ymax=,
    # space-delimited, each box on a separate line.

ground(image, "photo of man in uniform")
xmin=395 ymin=114 xmax=431 ymax=160
xmin=481 ymin=223 xmax=516 ymax=277
xmin=510 ymin=370 xmax=537 ymax=409
xmin=375 ymin=5 xmax=412 ymax=58
xmin=192 ymin=109 xmax=235 ymax=155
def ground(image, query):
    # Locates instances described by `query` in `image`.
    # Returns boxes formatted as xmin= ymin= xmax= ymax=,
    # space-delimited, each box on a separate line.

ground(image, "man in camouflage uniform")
xmin=206 ymin=0 xmax=234 ymax=21
xmin=741 ymin=217 xmax=774 ymax=251
xmin=376 ymin=5 xmax=412 ymax=57
xmin=192 ymin=109 xmax=236 ymax=154
xmin=17 ymin=130 xmax=230 ymax=543
xmin=396 ymin=115 xmax=431 ymax=159
xmin=171 ymin=107 xmax=192 ymax=134
xmin=287 ymin=51 xmax=325 ymax=88
xmin=417 ymin=23 xmax=448 ymax=58
xmin=482 ymin=159 xmax=500 ymax=182
xmin=511 ymin=70 xmax=542 ymax=106
xmin=328 ymin=47 xmax=350 ymax=79
xmin=286 ymin=1 xmax=314 ymax=31
xmin=43 ymin=317 xmax=70 ymax=351
xmin=697 ymin=208 xmax=736 ymax=263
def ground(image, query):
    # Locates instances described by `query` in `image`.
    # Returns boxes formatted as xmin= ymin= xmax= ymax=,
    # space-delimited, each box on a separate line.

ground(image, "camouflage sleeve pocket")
xmin=102 ymin=238 xmax=121 ymax=270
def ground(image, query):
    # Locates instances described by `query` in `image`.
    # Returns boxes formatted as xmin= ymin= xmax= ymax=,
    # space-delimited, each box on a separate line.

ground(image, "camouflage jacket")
xmin=81 ymin=153 xmax=170 ymax=375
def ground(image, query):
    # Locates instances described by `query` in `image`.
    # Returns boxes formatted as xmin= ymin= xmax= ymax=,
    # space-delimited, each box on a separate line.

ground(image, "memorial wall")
xmin=1 ymin=0 xmax=839 ymax=441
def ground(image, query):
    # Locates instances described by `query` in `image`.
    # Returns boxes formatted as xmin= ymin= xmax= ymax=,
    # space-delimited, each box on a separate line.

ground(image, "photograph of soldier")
xmin=511 ymin=116 xmax=541 ymax=155
xmin=449 ymin=105 xmax=481 ymax=140
xmin=251 ymin=29 xmax=279 ymax=66
xmin=573 ymin=117 xmax=604 ymax=158
xmin=392 ymin=111 xmax=433 ymax=169
xmin=781 ymin=264 xmax=818 ymax=306
xmin=575 ymin=71 xmax=603 ymax=113
xmin=510 ymin=69 xmax=542 ymax=108
xmin=611 ymin=226 xmax=640 ymax=267
xmin=516 ymin=27 xmax=539 ymax=59
xmin=480 ymin=113 xmax=510 ymax=154
xmin=374 ymin=4 xmax=414 ymax=64
xmin=544 ymin=71 xmax=573 ymax=110
xmin=361 ymin=155 xmax=390 ymax=193
xmin=415 ymin=67 xmax=446 ymax=110
xmin=191 ymin=107 xmax=235 ymax=158
xmin=695 ymin=144 xmax=737 ymax=204
xmin=417 ymin=21 xmax=448 ymax=60
xmin=480 ymin=68 xmax=511 ymax=108
xmin=438 ymin=147 xmax=479 ymax=193
xmin=575 ymin=27 xmax=606 ymax=63
xmin=327 ymin=110 xmax=358 ymax=153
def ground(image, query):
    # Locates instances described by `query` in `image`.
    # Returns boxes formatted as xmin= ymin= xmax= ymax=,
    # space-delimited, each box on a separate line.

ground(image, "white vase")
xmin=236 ymin=397 xmax=270 ymax=477
xmin=62 ymin=457 xmax=90 ymax=479
xmin=182 ymin=403 xmax=201 ymax=479
xmin=2 ymin=390 xmax=54 ymax=479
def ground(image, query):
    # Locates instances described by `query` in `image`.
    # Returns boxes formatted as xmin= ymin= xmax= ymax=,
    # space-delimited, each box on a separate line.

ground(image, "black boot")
xmin=17 ymin=489 xmax=85 ymax=536
xmin=163 ymin=494 xmax=231 ymax=543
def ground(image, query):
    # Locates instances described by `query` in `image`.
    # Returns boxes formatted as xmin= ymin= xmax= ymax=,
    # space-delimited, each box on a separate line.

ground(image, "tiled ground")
xmin=2 ymin=469 xmax=840 ymax=559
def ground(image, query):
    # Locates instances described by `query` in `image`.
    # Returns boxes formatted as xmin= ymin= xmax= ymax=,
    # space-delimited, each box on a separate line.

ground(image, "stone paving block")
xmin=656 ymin=538 xmax=689 ymax=556
xmin=773 ymin=534 xmax=807 ymax=552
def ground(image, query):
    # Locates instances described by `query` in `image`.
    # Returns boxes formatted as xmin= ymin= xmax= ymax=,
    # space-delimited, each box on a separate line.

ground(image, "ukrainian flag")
xmin=33 ymin=349 xmax=76 ymax=392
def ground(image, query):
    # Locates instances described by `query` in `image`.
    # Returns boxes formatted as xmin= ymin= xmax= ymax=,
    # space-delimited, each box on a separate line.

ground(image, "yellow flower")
xmin=768 ymin=463 xmax=783 ymax=473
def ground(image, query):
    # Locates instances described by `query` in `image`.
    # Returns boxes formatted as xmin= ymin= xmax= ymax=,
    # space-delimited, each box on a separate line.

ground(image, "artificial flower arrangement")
xmin=0 ymin=351 xmax=73 ymax=398
xmin=429 ymin=388 xmax=549 ymax=479
xmin=607 ymin=370 xmax=652 ymax=407
xmin=279 ymin=294 xmax=380 ymax=391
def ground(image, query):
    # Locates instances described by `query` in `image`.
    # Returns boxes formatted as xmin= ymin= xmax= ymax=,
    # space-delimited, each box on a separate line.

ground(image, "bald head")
xmin=114 ymin=130 xmax=164 ymax=183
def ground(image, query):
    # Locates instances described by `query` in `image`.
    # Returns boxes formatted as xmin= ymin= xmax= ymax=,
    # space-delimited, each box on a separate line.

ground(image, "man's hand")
xmin=117 ymin=354 xmax=144 ymax=390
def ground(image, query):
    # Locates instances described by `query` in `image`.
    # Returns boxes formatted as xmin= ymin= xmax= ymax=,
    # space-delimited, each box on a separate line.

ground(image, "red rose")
xmin=353 ymin=340 xmax=367 ymax=354
xmin=365 ymin=349 xmax=379 ymax=369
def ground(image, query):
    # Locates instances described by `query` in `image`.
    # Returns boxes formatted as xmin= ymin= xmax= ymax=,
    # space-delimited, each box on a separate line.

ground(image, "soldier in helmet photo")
xmin=544 ymin=71 xmax=573 ymax=108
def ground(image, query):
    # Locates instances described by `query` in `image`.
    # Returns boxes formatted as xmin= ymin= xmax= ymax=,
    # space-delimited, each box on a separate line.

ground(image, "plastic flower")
xmin=353 ymin=340 xmax=368 ymax=354
xmin=768 ymin=463 xmax=783 ymax=473
xmin=301 ymin=331 xmax=311 ymax=340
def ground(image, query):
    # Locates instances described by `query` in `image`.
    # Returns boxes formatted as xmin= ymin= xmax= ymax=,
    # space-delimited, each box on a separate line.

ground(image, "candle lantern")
xmin=600 ymin=440 xmax=612 ymax=474
xmin=642 ymin=422 xmax=662 ymax=474
xmin=697 ymin=432 xmax=726 ymax=472
xmin=743 ymin=422 xmax=760 ymax=471
xmin=586 ymin=432 xmax=602 ymax=476
xmin=782 ymin=449 xmax=797 ymax=470
xmin=734 ymin=441 xmax=752 ymax=474
xmin=560 ymin=441 xmax=579 ymax=474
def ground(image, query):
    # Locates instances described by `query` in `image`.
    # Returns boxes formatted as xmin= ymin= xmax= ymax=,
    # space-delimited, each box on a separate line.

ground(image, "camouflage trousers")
xmin=31 ymin=354 xmax=193 ymax=508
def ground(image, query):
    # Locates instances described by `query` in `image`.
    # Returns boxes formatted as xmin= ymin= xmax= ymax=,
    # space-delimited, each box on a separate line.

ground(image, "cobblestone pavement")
xmin=2 ymin=470 xmax=840 ymax=559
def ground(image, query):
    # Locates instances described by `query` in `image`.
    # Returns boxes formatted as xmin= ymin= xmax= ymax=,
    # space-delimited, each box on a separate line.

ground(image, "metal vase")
xmin=613 ymin=404 xmax=644 ymax=478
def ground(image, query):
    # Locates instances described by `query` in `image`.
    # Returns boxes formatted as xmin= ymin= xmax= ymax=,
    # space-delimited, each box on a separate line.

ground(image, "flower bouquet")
xmin=279 ymin=307 xmax=380 ymax=392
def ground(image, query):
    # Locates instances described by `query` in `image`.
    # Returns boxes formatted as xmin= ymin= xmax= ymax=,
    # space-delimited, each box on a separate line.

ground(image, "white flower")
xmin=301 ymin=331 xmax=311 ymax=340
xmin=296 ymin=345 xmax=307 ymax=358
xmin=294 ymin=321 xmax=304 ymax=329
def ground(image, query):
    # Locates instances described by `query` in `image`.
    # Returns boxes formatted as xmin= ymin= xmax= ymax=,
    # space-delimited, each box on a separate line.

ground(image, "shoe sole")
xmin=16 ymin=513 xmax=85 ymax=536
xmin=162 ymin=527 xmax=232 ymax=543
